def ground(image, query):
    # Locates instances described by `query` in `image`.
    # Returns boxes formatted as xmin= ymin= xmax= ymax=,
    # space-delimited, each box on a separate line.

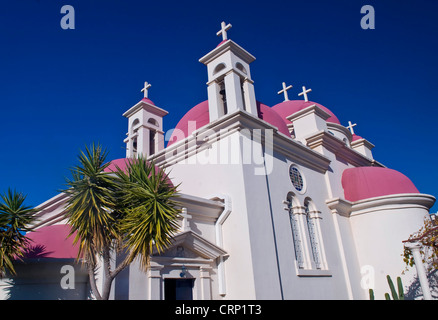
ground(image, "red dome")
xmin=140 ymin=97 xmax=155 ymax=105
xmin=272 ymin=100 xmax=341 ymax=125
xmin=167 ymin=100 xmax=290 ymax=146
xmin=342 ymin=167 xmax=419 ymax=202
xmin=23 ymin=224 xmax=79 ymax=259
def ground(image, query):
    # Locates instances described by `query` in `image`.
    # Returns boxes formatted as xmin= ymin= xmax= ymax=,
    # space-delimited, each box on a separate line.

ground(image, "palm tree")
xmin=63 ymin=143 xmax=180 ymax=300
xmin=115 ymin=156 xmax=180 ymax=272
xmin=63 ymin=143 xmax=120 ymax=299
xmin=0 ymin=189 xmax=36 ymax=278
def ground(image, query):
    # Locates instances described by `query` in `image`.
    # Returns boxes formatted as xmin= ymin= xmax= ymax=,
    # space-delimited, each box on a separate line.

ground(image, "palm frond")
xmin=0 ymin=188 xmax=36 ymax=277
xmin=62 ymin=143 xmax=121 ymax=265
xmin=115 ymin=156 xmax=180 ymax=271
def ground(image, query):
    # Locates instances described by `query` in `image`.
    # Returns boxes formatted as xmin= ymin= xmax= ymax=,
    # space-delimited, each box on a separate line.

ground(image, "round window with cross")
xmin=289 ymin=165 xmax=305 ymax=192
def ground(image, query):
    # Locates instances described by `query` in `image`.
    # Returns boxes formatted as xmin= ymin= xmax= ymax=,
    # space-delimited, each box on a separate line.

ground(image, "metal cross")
xmin=141 ymin=81 xmax=152 ymax=98
xmin=278 ymin=82 xmax=293 ymax=101
xmin=298 ymin=86 xmax=312 ymax=102
xmin=347 ymin=121 xmax=357 ymax=134
xmin=216 ymin=21 xmax=232 ymax=41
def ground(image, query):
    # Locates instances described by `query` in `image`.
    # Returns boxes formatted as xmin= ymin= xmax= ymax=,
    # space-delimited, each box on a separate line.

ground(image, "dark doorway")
xmin=164 ymin=279 xmax=194 ymax=300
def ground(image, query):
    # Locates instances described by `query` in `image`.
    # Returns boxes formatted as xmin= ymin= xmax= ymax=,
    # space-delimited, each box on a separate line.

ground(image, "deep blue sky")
xmin=0 ymin=0 xmax=437 ymax=212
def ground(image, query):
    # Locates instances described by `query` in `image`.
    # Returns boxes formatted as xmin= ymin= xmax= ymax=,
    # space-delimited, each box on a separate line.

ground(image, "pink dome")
xmin=272 ymin=100 xmax=341 ymax=125
xmin=342 ymin=167 xmax=419 ymax=202
xmin=104 ymin=158 xmax=174 ymax=187
xmin=23 ymin=224 xmax=79 ymax=259
xmin=140 ymin=97 xmax=155 ymax=105
xmin=256 ymin=101 xmax=291 ymax=136
xmin=167 ymin=100 xmax=290 ymax=146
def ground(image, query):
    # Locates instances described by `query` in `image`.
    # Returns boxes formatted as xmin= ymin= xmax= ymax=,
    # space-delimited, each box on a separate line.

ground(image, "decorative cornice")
xmin=122 ymin=99 xmax=168 ymax=118
xmin=326 ymin=193 xmax=436 ymax=218
xmin=351 ymin=137 xmax=375 ymax=150
xmin=306 ymin=130 xmax=381 ymax=167
xmin=286 ymin=104 xmax=331 ymax=122
xmin=199 ymin=39 xmax=256 ymax=65
xmin=152 ymin=230 xmax=227 ymax=260
xmin=151 ymin=109 xmax=331 ymax=173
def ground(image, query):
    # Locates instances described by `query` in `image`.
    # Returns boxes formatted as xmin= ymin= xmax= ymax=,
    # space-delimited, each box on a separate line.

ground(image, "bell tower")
xmin=123 ymin=81 xmax=168 ymax=158
xmin=199 ymin=22 xmax=258 ymax=122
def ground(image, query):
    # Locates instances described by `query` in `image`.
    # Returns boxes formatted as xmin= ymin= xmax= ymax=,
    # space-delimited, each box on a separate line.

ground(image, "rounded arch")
xmin=131 ymin=118 xmax=140 ymax=133
xmin=148 ymin=118 xmax=159 ymax=126
xmin=213 ymin=63 xmax=226 ymax=75
xmin=235 ymin=62 xmax=247 ymax=75
xmin=303 ymin=197 xmax=318 ymax=213
xmin=286 ymin=192 xmax=302 ymax=209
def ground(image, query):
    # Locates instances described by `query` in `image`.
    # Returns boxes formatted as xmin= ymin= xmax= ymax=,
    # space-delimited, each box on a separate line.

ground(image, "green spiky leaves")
xmin=0 ymin=189 xmax=36 ymax=277
xmin=63 ymin=143 xmax=180 ymax=274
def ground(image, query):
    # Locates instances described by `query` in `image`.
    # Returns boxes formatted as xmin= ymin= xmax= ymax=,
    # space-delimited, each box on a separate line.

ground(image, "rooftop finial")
xmin=141 ymin=81 xmax=152 ymax=98
xmin=298 ymin=86 xmax=312 ymax=102
xmin=216 ymin=21 xmax=232 ymax=41
xmin=278 ymin=82 xmax=293 ymax=101
xmin=347 ymin=121 xmax=357 ymax=134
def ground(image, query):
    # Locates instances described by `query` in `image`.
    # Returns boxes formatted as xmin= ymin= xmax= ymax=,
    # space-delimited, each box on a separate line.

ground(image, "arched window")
xmin=304 ymin=198 xmax=325 ymax=270
xmin=286 ymin=193 xmax=305 ymax=269
xmin=148 ymin=118 xmax=159 ymax=126
xmin=235 ymin=62 xmax=247 ymax=75
xmin=213 ymin=63 xmax=226 ymax=75
xmin=149 ymin=130 xmax=156 ymax=155
xmin=132 ymin=136 xmax=138 ymax=157
xmin=131 ymin=118 xmax=140 ymax=134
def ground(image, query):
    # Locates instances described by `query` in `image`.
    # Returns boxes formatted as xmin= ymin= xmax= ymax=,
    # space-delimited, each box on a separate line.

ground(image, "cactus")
xmin=369 ymin=288 xmax=375 ymax=300
xmin=386 ymin=275 xmax=404 ymax=300
xmin=368 ymin=275 xmax=405 ymax=300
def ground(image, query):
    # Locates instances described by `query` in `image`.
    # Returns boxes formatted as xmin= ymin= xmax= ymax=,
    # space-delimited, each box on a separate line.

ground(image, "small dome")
xmin=342 ymin=167 xmax=419 ymax=202
xmin=167 ymin=100 xmax=290 ymax=147
xmin=272 ymin=100 xmax=341 ymax=125
xmin=140 ymin=97 xmax=155 ymax=105
xmin=23 ymin=224 xmax=79 ymax=259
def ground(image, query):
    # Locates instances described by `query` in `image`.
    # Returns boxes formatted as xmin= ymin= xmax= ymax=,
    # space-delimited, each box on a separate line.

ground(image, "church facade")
xmin=1 ymin=22 xmax=435 ymax=300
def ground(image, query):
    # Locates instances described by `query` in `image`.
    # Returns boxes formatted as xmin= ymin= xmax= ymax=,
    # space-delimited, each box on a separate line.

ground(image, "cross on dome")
xmin=347 ymin=121 xmax=357 ymax=134
xmin=278 ymin=82 xmax=293 ymax=101
xmin=141 ymin=81 xmax=152 ymax=98
xmin=298 ymin=86 xmax=312 ymax=102
xmin=216 ymin=21 xmax=232 ymax=41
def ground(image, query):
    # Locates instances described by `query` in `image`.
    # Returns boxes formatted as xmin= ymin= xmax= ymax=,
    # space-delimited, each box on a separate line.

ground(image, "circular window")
xmin=289 ymin=165 xmax=305 ymax=192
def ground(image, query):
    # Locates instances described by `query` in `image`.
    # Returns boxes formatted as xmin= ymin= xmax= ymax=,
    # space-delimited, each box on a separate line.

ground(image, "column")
xmin=242 ymin=78 xmax=258 ymax=117
xmin=200 ymin=266 xmax=212 ymax=300
xmin=207 ymin=80 xmax=222 ymax=122
xmin=404 ymin=242 xmax=433 ymax=300
xmin=148 ymin=265 xmax=163 ymax=300
xmin=224 ymin=71 xmax=244 ymax=113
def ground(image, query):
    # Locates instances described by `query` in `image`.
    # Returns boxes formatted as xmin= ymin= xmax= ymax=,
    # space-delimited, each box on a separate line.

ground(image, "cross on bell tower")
xmin=141 ymin=81 xmax=151 ymax=98
xmin=123 ymin=81 xmax=168 ymax=159
xmin=199 ymin=21 xmax=258 ymax=122
xmin=216 ymin=21 xmax=232 ymax=41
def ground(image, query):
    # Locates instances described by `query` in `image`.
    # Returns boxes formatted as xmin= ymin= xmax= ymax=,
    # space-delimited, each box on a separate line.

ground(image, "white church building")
xmin=1 ymin=22 xmax=435 ymax=300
